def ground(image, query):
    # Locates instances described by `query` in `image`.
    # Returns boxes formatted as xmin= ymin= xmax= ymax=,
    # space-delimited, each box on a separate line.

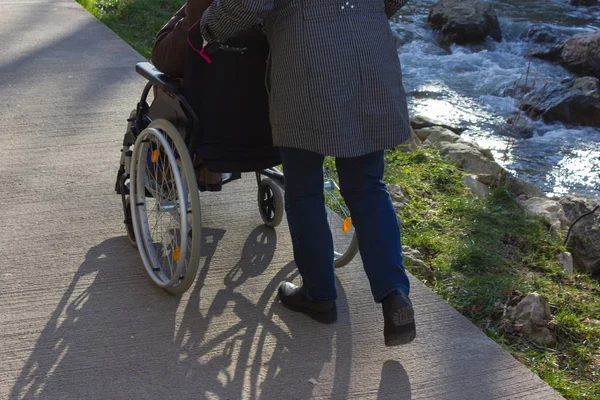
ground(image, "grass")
xmin=77 ymin=0 xmax=184 ymax=58
xmin=385 ymin=148 xmax=600 ymax=399
xmin=78 ymin=1 xmax=600 ymax=397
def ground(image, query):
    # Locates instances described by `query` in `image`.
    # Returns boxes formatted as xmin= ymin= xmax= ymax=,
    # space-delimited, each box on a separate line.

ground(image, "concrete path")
xmin=0 ymin=1 xmax=564 ymax=399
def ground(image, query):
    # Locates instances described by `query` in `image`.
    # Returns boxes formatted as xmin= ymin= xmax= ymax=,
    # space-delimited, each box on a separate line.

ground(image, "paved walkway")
xmin=0 ymin=1 xmax=565 ymax=399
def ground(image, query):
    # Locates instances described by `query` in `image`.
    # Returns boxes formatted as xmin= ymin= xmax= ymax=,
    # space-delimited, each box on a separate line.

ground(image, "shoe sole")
xmin=280 ymin=301 xmax=338 ymax=324
xmin=385 ymin=307 xmax=416 ymax=346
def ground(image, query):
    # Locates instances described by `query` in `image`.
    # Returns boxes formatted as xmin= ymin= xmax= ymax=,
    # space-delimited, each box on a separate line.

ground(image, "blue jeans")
xmin=280 ymin=147 xmax=410 ymax=303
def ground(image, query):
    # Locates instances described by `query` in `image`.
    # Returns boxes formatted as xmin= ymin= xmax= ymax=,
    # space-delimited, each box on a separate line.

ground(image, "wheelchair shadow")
xmin=172 ymin=225 xmax=353 ymax=399
xmin=10 ymin=226 xmax=353 ymax=399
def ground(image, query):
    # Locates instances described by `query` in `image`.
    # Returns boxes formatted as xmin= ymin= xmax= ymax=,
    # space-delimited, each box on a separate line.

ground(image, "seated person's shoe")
xmin=278 ymin=282 xmax=337 ymax=324
xmin=193 ymin=158 xmax=223 ymax=192
xmin=382 ymin=290 xmax=416 ymax=346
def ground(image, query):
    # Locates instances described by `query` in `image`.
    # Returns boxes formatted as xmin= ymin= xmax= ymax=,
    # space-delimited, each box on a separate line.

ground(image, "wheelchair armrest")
xmin=136 ymin=62 xmax=181 ymax=95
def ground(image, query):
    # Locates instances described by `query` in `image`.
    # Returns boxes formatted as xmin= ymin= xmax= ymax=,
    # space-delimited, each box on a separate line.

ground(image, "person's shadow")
xmin=377 ymin=360 xmax=412 ymax=400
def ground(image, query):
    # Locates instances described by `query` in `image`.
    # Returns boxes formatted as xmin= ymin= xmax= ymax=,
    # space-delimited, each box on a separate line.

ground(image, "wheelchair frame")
xmin=114 ymin=62 xmax=357 ymax=295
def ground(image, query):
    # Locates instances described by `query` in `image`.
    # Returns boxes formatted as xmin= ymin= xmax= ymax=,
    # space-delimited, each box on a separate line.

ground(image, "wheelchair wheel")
xmin=129 ymin=119 xmax=202 ymax=295
xmin=124 ymin=196 xmax=137 ymax=248
xmin=257 ymin=178 xmax=284 ymax=228
xmin=323 ymin=159 xmax=359 ymax=268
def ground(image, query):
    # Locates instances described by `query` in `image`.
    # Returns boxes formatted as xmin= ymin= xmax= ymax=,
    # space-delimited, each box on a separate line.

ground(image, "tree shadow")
xmin=9 ymin=228 xmax=223 ymax=400
xmin=10 ymin=225 xmax=352 ymax=399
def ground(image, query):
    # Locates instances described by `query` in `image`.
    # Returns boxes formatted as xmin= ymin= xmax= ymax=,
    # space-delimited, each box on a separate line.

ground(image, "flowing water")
xmin=393 ymin=0 xmax=600 ymax=197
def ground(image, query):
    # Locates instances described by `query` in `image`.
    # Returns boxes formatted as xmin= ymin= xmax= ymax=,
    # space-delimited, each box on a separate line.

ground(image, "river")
xmin=394 ymin=0 xmax=600 ymax=197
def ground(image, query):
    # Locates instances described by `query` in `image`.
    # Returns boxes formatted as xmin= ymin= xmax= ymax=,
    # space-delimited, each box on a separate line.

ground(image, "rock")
xmin=476 ymin=173 xmax=496 ymax=186
xmin=569 ymin=0 xmax=599 ymax=6
xmin=557 ymin=30 xmax=600 ymax=78
xmin=506 ymin=176 xmax=546 ymax=198
xmin=559 ymin=195 xmax=600 ymax=275
xmin=415 ymin=127 xmax=494 ymax=162
xmin=535 ymin=31 xmax=600 ymax=78
xmin=503 ymin=293 xmax=556 ymax=346
xmin=518 ymin=197 xmax=568 ymax=227
xmin=559 ymin=252 xmax=574 ymax=274
xmin=402 ymin=246 xmax=434 ymax=279
xmin=457 ymin=137 xmax=495 ymax=161
xmin=428 ymin=0 xmax=502 ymax=45
xmin=413 ymin=129 xmax=429 ymax=142
xmin=396 ymin=127 xmax=422 ymax=152
xmin=525 ymin=25 xmax=570 ymax=62
xmin=476 ymin=172 xmax=545 ymax=198
xmin=524 ymin=25 xmax=568 ymax=45
xmin=410 ymin=115 xmax=465 ymax=134
xmin=462 ymin=175 xmax=491 ymax=199
xmin=389 ymin=184 xmax=411 ymax=210
xmin=531 ymin=45 xmax=563 ymax=62
xmin=436 ymin=142 xmax=504 ymax=176
xmin=521 ymin=77 xmax=600 ymax=128
xmin=424 ymin=127 xmax=461 ymax=145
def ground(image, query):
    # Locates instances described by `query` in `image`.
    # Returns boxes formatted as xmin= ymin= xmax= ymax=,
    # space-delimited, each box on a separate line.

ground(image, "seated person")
xmin=151 ymin=0 xmax=221 ymax=190
xmin=152 ymin=2 xmax=276 ymax=186
xmin=151 ymin=0 xmax=264 ymax=78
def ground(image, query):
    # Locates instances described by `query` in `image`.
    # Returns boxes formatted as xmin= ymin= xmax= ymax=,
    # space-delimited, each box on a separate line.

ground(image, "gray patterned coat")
xmin=201 ymin=0 xmax=410 ymax=158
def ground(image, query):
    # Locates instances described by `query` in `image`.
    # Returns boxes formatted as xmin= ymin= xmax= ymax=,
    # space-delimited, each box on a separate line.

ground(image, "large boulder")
xmin=557 ymin=30 xmax=600 ymax=78
xmin=395 ymin=127 xmax=422 ymax=153
xmin=436 ymin=142 xmax=503 ymax=176
xmin=518 ymin=197 xmax=568 ymax=228
xmin=428 ymin=0 xmax=502 ymax=45
xmin=534 ymin=30 xmax=600 ymax=79
xmin=521 ymin=77 xmax=600 ymax=127
xmin=423 ymin=127 xmax=461 ymax=144
xmin=476 ymin=172 xmax=546 ymax=198
xmin=410 ymin=115 xmax=465 ymax=134
xmin=416 ymin=126 xmax=495 ymax=161
xmin=462 ymin=175 xmax=491 ymax=199
xmin=524 ymin=25 xmax=569 ymax=45
xmin=559 ymin=195 xmax=600 ymax=275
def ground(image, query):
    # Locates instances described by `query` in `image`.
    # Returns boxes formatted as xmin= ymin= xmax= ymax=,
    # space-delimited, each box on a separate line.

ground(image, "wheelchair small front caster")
xmin=257 ymin=178 xmax=283 ymax=228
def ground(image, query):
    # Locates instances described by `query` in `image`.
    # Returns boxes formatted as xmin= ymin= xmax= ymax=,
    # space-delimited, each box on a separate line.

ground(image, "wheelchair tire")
xmin=323 ymin=160 xmax=359 ymax=269
xmin=257 ymin=178 xmax=284 ymax=228
xmin=334 ymin=231 xmax=358 ymax=269
xmin=129 ymin=119 xmax=202 ymax=295
xmin=124 ymin=196 xmax=137 ymax=248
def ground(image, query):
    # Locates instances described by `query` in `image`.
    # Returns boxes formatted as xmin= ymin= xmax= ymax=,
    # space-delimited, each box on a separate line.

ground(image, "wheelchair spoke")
xmin=129 ymin=121 xmax=202 ymax=293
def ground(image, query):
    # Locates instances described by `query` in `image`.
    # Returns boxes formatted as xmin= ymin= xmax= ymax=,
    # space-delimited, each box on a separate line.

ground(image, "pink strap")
xmin=187 ymin=19 xmax=212 ymax=64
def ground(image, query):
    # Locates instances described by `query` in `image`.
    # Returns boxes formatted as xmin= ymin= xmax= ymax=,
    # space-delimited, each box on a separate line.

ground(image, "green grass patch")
xmin=386 ymin=148 xmax=600 ymax=399
xmin=76 ymin=0 xmax=184 ymax=58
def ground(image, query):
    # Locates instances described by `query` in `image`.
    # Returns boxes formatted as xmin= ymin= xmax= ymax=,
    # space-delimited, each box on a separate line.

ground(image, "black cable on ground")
xmin=563 ymin=205 xmax=600 ymax=247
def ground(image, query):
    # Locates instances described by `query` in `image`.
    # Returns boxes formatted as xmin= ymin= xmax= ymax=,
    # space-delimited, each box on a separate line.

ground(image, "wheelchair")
xmin=114 ymin=62 xmax=358 ymax=295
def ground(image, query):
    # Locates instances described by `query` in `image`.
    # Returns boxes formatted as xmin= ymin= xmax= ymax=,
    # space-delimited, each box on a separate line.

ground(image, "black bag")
xmin=184 ymin=22 xmax=280 ymax=173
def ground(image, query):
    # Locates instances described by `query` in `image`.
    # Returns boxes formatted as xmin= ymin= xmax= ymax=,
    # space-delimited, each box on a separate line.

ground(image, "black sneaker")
xmin=382 ymin=290 xmax=416 ymax=346
xmin=278 ymin=282 xmax=337 ymax=324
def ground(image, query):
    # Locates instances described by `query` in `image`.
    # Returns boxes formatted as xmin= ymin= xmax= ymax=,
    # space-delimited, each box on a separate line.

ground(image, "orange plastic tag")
xmin=173 ymin=247 xmax=181 ymax=262
xmin=342 ymin=217 xmax=352 ymax=233
xmin=151 ymin=149 xmax=160 ymax=163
